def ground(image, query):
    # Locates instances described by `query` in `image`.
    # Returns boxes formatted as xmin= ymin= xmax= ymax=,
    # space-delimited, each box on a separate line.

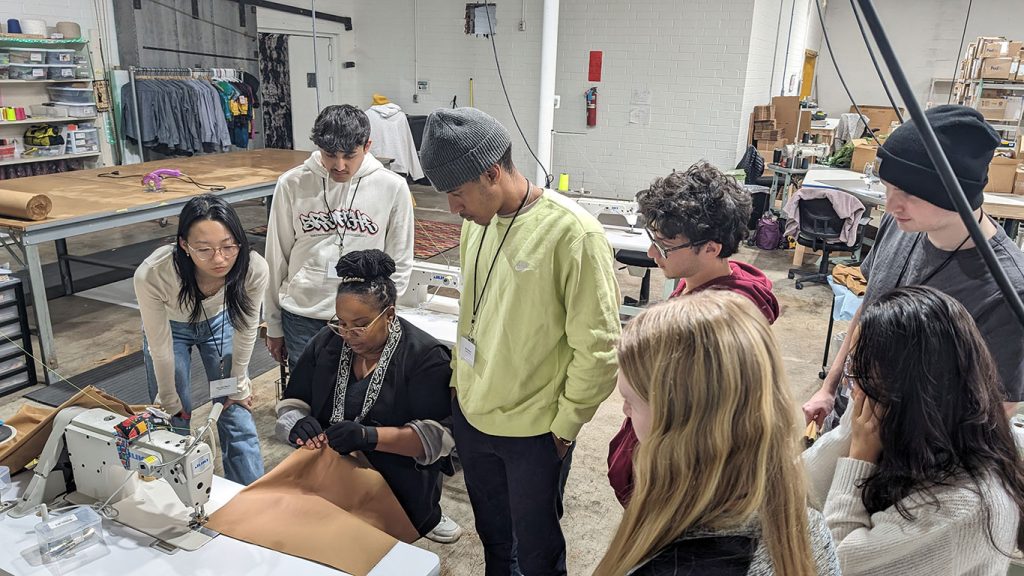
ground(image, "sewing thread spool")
xmin=557 ymin=173 xmax=569 ymax=192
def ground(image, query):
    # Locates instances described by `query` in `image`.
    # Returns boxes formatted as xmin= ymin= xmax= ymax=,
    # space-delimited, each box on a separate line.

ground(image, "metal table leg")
xmin=23 ymin=243 xmax=58 ymax=381
xmin=55 ymin=239 xmax=74 ymax=296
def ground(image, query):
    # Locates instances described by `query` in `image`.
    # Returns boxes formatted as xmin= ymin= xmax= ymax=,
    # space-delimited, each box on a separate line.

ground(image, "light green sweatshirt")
xmin=452 ymin=189 xmax=621 ymax=440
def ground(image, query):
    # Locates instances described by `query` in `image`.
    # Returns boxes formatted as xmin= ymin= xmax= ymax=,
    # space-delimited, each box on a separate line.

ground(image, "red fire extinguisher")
xmin=586 ymin=87 xmax=598 ymax=127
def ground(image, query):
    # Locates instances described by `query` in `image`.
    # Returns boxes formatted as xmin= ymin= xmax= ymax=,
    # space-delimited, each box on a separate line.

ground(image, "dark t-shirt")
xmin=861 ymin=213 xmax=1024 ymax=401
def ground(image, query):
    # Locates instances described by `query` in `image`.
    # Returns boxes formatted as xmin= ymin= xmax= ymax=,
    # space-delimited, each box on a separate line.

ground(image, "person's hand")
xmin=849 ymin=387 xmax=883 ymax=464
xmin=222 ymin=396 xmax=253 ymax=413
xmin=325 ymin=420 xmax=378 ymax=455
xmin=266 ymin=336 xmax=287 ymax=363
xmin=802 ymin=386 xmax=836 ymax=427
xmin=289 ymin=416 xmax=325 ymax=449
xmin=551 ymin=433 xmax=572 ymax=461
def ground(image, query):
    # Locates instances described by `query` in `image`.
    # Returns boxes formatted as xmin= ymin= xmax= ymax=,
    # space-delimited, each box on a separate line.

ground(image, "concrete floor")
xmin=0 ymin=185 xmax=843 ymax=575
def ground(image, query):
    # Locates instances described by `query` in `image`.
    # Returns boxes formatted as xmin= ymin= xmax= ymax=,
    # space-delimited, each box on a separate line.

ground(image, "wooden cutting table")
xmin=0 ymin=149 xmax=308 ymax=382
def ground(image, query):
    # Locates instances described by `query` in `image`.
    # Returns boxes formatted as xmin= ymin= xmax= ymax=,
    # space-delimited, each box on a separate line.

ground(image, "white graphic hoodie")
xmin=264 ymin=150 xmax=414 ymax=338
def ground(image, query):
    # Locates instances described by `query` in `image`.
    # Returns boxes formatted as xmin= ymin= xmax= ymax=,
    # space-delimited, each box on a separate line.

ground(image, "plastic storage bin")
xmin=45 ymin=86 xmax=94 ymax=104
xmin=8 ymin=64 xmax=46 ymax=80
xmin=46 ymin=49 xmax=76 ymax=64
xmin=48 ymin=102 xmax=97 ymax=117
xmin=66 ymin=128 xmax=99 ymax=154
xmin=47 ymin=65 xmax=76 ymax=80
xmin=0 ymin=52 xmax=9 ymax=65
xmin=35 ymin=507 xmax=105 ymax=563
xmin=23 ymin=145 xmax=65 ymax=158
xmin=8 ymin=48 xmax=46 ymax=64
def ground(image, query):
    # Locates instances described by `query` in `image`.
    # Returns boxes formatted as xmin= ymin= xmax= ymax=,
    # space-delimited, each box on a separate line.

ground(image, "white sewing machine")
xmin=573 ymin=197 xmax=641 ymax=232
xmin=8 ymin=405 xmax=221 ymax=550
xmin=398 ymin=261 xmax=461 ymax=316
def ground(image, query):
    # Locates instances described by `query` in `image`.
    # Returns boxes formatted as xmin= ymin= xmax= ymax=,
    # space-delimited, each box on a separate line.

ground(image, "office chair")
xmin=786 ymin=197 xmax=870 ymax=290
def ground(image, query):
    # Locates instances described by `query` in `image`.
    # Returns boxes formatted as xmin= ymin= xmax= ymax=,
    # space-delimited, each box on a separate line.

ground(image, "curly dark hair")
xmin=310 ymin=105 xmax=371 ymax=154
xmin=334 ymin=249 xmax=397 ymax=310
xmin=851 ymin=286 xmax=1024 ymax=554
xmin=636 ymin=162 xmax=751 ymax=258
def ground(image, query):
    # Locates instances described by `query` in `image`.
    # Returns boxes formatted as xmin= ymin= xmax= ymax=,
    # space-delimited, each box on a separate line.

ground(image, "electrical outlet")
xmin=519 ymin=19 xmax=526 ymax=31
xmin=417 ymin=79 xmax=430 ymax=93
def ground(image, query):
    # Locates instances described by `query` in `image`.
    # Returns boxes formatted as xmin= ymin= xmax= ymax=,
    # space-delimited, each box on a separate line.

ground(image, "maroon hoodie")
xmin=606 ymin=260 xmax=779 ymax=506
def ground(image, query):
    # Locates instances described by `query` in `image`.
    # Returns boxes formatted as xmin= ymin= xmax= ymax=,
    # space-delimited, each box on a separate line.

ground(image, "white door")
xmin=289 ymin=35 xmax=335 ymax=151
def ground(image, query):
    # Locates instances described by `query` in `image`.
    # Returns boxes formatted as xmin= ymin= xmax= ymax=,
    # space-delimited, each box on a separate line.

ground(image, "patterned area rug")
xmin=247 ymin=220 xmax=461 ymax=260
xmin=414 ymin=219 xmax=462 ymax=260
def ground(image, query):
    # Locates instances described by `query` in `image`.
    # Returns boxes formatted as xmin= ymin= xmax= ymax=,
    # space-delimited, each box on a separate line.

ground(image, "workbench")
xmin=0 ymin=149 xmax=309 ymax=382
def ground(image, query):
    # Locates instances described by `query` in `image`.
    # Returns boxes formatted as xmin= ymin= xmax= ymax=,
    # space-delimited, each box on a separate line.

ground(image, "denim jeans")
xmin=142 ymin=310 xmax=264 ymax=485
xmin=281 ymin=309 xmax=328 ymax=373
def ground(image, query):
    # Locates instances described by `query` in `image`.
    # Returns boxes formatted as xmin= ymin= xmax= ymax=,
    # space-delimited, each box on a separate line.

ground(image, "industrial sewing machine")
xmin=8 ymin=405 xmax=221 ymax=550
xmin=573 ymin=196 xmax=641 ymax=233
xmin=398 ymin=261 xmax=461 ymax=316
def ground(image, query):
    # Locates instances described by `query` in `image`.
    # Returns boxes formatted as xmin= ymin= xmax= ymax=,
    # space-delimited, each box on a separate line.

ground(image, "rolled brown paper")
xmin=0 ymin=190 xmax=52 ymax=220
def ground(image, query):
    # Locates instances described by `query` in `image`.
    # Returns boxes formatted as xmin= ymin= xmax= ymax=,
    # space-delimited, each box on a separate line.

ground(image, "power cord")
xmin=853 ymin=0 xmax=1024 ymax=329
xmin=482 ymin=5 xmax=553 ymax=187
xmin=947 ymin=0 xmax=974 ymax=104
xmin=848 ymin=0 xmax=903 ymax=122
xmin=813 ymin=0 xmax=882 ymax=146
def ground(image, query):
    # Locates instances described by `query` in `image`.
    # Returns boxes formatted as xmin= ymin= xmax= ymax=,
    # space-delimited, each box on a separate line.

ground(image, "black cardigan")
xmin=284 ymin=317 xmax=453 ymax=536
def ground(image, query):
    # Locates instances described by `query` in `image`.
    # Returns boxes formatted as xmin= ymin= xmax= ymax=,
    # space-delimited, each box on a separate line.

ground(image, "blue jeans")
xmin=281 ymin=309 xmax=327 ymax=373
xmin=142 ymin=310 xmax=265 ymax=485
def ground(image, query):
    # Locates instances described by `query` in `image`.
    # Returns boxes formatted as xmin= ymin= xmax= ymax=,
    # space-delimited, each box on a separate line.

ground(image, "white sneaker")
xmin=425 ymin=514 xmax=463 ymax=544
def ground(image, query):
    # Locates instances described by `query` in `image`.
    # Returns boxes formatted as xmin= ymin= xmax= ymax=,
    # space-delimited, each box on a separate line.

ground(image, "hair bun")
xmin=335 ymin=249 xmax=396 ymax=281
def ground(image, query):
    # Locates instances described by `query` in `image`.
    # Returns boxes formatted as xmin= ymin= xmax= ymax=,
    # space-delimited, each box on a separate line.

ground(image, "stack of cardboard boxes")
xmin=752 ymin=105 xmax=786 ymax=158
xmin=951 ymin=36 xmax=1024 ymax=195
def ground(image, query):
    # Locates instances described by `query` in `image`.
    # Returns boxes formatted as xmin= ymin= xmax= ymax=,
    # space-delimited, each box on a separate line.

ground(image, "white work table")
xmin=0 ymin=472 xmax=440 ymax=576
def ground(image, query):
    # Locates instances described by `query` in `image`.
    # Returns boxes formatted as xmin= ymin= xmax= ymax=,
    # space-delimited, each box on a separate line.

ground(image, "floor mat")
xmin=25 ymin=346 xmax=281 ymax=408
xmin=414 ymin=220 xmax=461 ymax=260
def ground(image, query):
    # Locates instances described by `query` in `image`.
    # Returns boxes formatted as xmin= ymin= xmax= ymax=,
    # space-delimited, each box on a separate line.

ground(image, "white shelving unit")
xmin=0 ymin=37 xmax=99 ymax=169
xmin=0 ymin=151 xmax=99 ymax=167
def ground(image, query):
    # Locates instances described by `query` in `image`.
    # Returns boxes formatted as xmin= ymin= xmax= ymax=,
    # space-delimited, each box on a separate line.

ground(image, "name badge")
xmin=458 ymin=336 xmax=476 ymax=368
xmin=210 ymin=376 xmax=238 ymax=398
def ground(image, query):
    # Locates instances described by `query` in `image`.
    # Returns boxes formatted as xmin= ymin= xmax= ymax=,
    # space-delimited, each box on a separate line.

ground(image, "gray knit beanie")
xmin=419 ymin=107 xmax=513 ymax=192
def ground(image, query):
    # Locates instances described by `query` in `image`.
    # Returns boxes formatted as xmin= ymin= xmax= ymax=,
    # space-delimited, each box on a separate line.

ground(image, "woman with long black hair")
xmin=804 ymin=285 xmax=1024 ymax=575
xmin=135 ymin=194 xmax=268 ymax=485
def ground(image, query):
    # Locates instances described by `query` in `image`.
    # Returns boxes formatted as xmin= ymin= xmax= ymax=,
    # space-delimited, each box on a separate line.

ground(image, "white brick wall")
xmin=815 ymin=0 xmax=1024 ymax=117
xmin=352 ymin=0 xmax=781 ymax=199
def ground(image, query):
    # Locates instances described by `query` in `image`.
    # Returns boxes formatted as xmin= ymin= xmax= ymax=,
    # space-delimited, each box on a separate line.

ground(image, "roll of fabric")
xmin=20 ymin=19 xmax=47 ymax=37
xmin=55 ymin=21 xmax=81 ymax=39
xmin=0 ymin=190 xmax=52 ymax=220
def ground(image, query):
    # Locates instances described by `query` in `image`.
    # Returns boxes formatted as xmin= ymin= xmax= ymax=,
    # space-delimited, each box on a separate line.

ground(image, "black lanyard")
xmin=893 ymin=212 xmax=983 ymax=288
xmin=322 ymin=176 xmax=362 ymax=251
xmin=200 ymin=299 xmax=228 ymax=379
xmin=471 ymin=180 xmax=532 ymax=330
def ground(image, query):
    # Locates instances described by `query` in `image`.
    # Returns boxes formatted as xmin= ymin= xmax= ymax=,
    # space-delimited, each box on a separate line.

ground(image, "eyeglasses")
xmin=841 ymin=356 xmax=860 ymax=392
xmin=186 ymin=243 xmax=241 ymax=261
xmin=328 ymin=306 xmax=392 ymax=338
xmin=645 ymin=228 xmax=707 ymax=259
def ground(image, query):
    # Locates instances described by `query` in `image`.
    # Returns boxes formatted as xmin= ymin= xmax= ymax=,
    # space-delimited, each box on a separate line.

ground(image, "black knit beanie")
xmin=877 ymin=104 xmax=1000 ymax=211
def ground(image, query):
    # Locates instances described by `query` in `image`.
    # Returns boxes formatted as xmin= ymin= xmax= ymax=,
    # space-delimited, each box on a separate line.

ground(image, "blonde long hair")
xmin=594 ymin=291 xmax=815 ymax=576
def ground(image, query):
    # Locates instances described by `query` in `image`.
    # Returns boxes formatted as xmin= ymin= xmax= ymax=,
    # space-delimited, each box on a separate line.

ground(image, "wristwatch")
xmin=554 ymin=434 xmax=574 ymax=447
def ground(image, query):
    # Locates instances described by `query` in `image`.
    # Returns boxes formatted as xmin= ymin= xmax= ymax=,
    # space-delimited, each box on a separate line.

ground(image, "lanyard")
xmin=322 ymin=176 xmax=362 ymax=251
xmin=200 ymin=298 xmax=228 ymax=378
xmin=471 ymin=180 xmax=532 ymax=330
xmin=893 ymin=212 xmax=984 ymax=289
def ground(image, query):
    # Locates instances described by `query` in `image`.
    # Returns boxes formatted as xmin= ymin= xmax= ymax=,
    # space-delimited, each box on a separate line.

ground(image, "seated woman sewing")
xmin=274 ymin=249 xmax=461 ymax=543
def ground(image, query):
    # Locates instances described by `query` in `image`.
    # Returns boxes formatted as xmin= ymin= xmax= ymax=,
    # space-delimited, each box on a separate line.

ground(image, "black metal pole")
xmin=854 ymin=0 xmax=1024 ymax=328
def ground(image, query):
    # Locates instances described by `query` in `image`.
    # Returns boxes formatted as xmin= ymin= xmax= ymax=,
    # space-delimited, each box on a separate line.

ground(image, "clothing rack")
xmin=126 ymin=66 xmax=243 ymax=161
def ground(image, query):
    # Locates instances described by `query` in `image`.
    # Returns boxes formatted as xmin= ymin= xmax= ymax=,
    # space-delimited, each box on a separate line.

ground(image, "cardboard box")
xmin=978 ymin=97 xmax=1008 ymax=120
xmin=852 ymin=105 xmax=905 ymax=134
xmin=1005 ymin=96 xmax=1024 ymax=122
xmin=1014 ymin=165 xmax=1024 ymax=196
xmin=851 ymin=138 xmax=879 ymax=173
xmin=980 ymin=57 xmax=1014 ymax=79
xmin=984 ymin=156 xmax=1019 ymax=193
xmin=753 ymin=105 xmax=775 ymax=121
xmin=977 ymin=36 xmax=1008 ymax=58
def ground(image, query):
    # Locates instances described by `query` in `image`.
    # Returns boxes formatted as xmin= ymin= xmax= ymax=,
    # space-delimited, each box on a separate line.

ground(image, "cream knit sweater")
xmin=802 ymin=410 xmax=1020 ymax=575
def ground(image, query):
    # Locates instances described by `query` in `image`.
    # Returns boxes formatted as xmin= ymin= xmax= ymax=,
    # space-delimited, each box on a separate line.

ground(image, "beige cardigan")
xmin=802 ymin=410 xmax=1020 ymax=575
